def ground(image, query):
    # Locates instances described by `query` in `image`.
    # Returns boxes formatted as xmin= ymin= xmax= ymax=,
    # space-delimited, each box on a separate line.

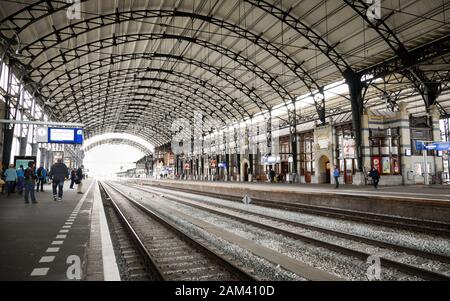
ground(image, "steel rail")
xmin=127 ymin=183 xmax=450 ymax=281
xmin=144 ymin=183 xmax=450 ymax=237
xmin=133 ymin=184 xmax=450 ymax=265
xmin=103 ymin=181 xmax=257 ymax=281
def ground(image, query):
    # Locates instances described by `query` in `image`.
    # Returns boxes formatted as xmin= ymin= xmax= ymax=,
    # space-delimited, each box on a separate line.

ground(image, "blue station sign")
xmin=48 ymin=128 xmax=84 ymax=144
xmin=416 ymin=141 xmax=450 ymax=151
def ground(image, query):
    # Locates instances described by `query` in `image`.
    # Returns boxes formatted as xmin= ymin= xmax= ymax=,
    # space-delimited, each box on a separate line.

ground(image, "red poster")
xmin=371 ymin=156 xmax=382 ymax=174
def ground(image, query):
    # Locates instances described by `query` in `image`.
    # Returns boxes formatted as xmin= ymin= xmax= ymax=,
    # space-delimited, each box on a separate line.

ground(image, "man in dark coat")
xmin=49 ymin=159 xmax=69 ymax=201
xmin=24 ymin=161 xmax=38 ymax=204
xmin=369 ymin=167 xmax=381 ymax=189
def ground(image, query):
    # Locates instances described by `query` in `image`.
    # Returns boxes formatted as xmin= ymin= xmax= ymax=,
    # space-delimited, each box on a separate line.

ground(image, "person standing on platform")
xmin=76 ymin=166 xmax=83 ymax=194
xmin=35 ymin=164 xmax=47 ymax=192
xmin=24 ymin=161 xmax=38 ymax=204
xmin=269 ymin=168 xmax=275 ymax=183
xmin=4 ymin=164 xmax=18 ymax=196
xmin=69 ymin=169 xmax=76 ymax=189
xmin=369 ymin=167 xmax=380 ymax=189
xmin=0 ymin=165 xmax=6 ymax=194
xmin=16 ymin=165 xmax=25 ymax=195
xmin=333 ymin=166 xmax=340 ymax=189
xmin=49 ymin=159 xmax=69 ymax=202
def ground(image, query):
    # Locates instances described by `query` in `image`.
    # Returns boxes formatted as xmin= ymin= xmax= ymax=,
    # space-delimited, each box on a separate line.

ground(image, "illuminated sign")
xmin=48 ymin=128 xmax=83 ymax=144
xmin=218 ymin=162 xmax=227 ymax=168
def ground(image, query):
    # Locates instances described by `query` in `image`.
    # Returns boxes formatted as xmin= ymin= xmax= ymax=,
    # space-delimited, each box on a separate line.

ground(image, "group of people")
xmin=333 ymin=166 xmax=380 ymax=189
xmin=0 ymin=163 xmax=47 ymax=198
xmin=267 ymin=168 xmax=288 ymax=183
xmin=0 ymin=159 xmax=84 ymax=203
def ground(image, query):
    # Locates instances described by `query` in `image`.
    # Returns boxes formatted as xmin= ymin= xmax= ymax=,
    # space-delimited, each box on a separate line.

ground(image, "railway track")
xmin=99 ymin=182 xmax=257 ymax=281
xmin=99 ymin=184 xmax=152 ymax=280
xmin=125 ymin=183 xmax=450 ymax=281
xmin=141 ymin=182 xmax=450 ymax=237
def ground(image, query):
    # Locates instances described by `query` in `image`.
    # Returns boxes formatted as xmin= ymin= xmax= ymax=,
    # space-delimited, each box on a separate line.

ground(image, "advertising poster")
xmin=343 ymin=139 xmax=355 ymax=158
xmin=382 ymin=157 xmax=391 ymax=174
xmin=14 ymin=156 xmax=37 ymax=170
xmin=371 ymin=156 xmax=381 ymax=174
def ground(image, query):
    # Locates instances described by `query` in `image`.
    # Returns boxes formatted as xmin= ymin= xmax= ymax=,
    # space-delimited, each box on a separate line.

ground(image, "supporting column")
xmin=431 ymin=104 xmax=444 ymax=181
xmin=19 ymin=137 xmax=28 ymax=156
xmin=0 ymin=100 xmax=5 ymax=165
xmin=289 ymin=104 xmax=299 ymax=183
xmin=31 ymin=143 xmax=38 ymax=157
xmin=39 ymin=148 xmax=46 ymax=169
xmin=344 ymin=70 xmax=365 ymax=185
xmin=2 ymin=95 xmax=14 ymax=166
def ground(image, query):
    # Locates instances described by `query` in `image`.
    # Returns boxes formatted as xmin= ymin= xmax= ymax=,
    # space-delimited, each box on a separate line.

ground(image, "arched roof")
xmin=1 ymin=1 xmax=449 ymax=145
xmin=82 ymin=133 xmax=154 ymax=154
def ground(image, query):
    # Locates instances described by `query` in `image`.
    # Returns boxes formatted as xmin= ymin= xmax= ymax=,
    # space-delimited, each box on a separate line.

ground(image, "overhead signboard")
xmin=417 ymin=141 xmax=450 ymax=151
xmin=48 ymin=128 xmax=83 ymax=144
xmin=261 ymin=156 xmax=281 ymax=164
xmin=426 ymin=142 xmax=450 ymax=151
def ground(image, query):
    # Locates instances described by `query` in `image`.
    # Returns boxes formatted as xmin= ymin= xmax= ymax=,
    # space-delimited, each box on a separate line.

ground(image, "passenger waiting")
xmin=333 ymin=166 xmax=340 ymax=189
xmin=269 ymin=168 xmax=275 ymax=183
xmin=49 ymin=159 xmax=69 ymax=202
xmin=4 ymin=164 xmax=18 ymax=196
xmin=69 ymin=169 xmax=76 ymax=189
xmin=0 ymin=166 xmax=6 ymax=194
xmin=24 ymin=161 xmax=38 ymax=204
xmin=35 ymin=164 xmax=47 ymax=192
xmin=16 ymin=165 xmax=25 ymax=195
xmin=369 ymin=168 xmax=380 ymax=189
xmin=76 ymin=166 xmax=84 ymax=194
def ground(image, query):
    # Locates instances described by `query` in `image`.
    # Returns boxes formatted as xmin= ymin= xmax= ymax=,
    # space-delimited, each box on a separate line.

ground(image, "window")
xmin=335 ymin=124 xmax=357 ymax=179
xmin=299 ymin=132 xmax=314 ymax=175
xmin=410 ymin=115 xmax=433 ymax=156
xmin=279 ymin=135 xmax=291 ymax=162
xmin=369 ymin=128 xmax=401 ymax=175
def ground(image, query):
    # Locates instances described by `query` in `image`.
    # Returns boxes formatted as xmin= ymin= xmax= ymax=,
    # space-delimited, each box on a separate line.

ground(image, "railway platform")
xmin=131 ymin=179 xmax=450 ymax=223
xmin=0 ymin=179 xmax=119 ymax=281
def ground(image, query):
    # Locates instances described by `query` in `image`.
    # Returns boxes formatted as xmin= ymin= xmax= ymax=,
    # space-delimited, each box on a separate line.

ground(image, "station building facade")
xmin=150 ymin=102 xmax=448 ymax=186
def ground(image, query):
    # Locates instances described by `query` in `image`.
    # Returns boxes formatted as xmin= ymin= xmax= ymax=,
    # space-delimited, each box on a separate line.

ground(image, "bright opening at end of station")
xmin=83 ymin=144 xmax=145 ymax=180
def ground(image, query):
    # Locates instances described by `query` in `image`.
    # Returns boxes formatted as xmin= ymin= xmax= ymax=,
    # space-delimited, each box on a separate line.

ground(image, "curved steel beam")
xmin=54 ymin=76 xmax=244 ymax=123
xmin=21 ymin=9 xmax=321 ymax=97
xmin=83 ymin=139 xmax=153 ymax=155
xmin=64 ymin=86 xmax=236 ymax=139
xmin=30 ymin=33 xmax=294 ymax=111
xmin=0 ymin=0 xmax=89 ymax=38
xmin=85 ymin=120 xmax=170 ymax=146
xmin=37 ymin=52 xmax=269 ymax=113
xmin=47 ymin=67 xmax=250 ymax=118
xmin=61 ymin=83 xmax=232 ymax=128
xmin=244 ymin=0 xmax=351 ymax=74
xmin=343 ymin=0 xmax=439 ymax=109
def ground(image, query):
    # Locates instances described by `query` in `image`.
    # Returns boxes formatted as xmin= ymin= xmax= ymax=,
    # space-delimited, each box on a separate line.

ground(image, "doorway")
xmin=243 ymin=162 xmax=249 ymax=182
xmin=325 ymin=161 xmax=331 ymax=184
xmin=318 ymin=155 xmax=331 ymax=184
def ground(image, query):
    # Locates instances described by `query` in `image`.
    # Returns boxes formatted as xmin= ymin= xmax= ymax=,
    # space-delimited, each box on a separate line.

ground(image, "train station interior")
xmin=0 ymin=0 xmax=449 ymax=288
